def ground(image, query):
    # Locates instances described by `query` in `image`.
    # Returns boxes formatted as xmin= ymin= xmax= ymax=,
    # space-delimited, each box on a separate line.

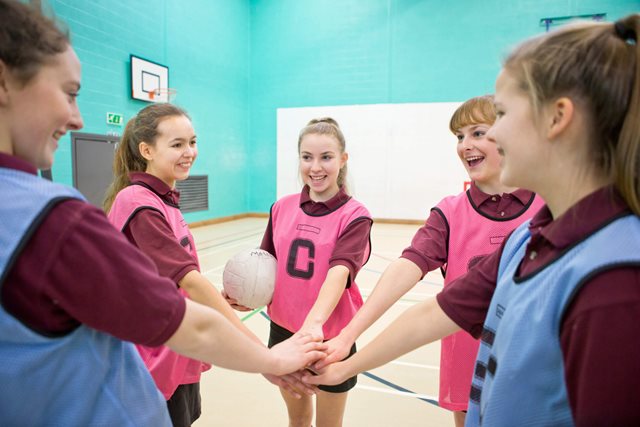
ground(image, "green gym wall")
xmin=49 ymin=0 xmax=640 ymax=222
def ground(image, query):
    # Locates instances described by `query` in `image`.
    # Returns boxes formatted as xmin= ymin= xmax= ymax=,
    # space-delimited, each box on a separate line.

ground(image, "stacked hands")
xmin=223 ymin=292 xmax=353 ymax=397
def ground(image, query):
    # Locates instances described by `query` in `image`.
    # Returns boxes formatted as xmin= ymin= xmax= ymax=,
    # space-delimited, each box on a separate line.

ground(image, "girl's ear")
xmin=0 ymin=61 xmax=11 ymax=106
xmin=341 ymin=152 xmax=349 ymax=167
xmin=138 ymin=141 xmax=153 ymax=162
xmin=546 ymin=97 xmax=575 ymax=140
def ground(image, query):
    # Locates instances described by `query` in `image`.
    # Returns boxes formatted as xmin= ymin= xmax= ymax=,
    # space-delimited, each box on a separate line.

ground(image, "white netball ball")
xmin=223 ymin=248 xmax=277 ymax=309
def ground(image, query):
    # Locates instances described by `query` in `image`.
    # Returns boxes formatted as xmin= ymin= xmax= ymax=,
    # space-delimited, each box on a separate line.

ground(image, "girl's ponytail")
xmin=103 ymin=118 xmax=143 ymax=213
xmin=613 ymin=15 xmax=640 ymax=215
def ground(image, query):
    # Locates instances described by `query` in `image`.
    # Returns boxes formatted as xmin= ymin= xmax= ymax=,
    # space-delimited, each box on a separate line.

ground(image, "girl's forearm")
xmin=341 ymin=297 xmax=460 ymax=376
xmin=179 ymin=270 xmax=262 ymax=344
xmin=340 ymin=258 xmax=423 ymax=343
xmin=303 ymin=265 xmax=350 ymax=328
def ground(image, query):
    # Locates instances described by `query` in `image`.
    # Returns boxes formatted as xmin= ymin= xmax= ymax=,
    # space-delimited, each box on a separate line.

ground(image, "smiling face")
xmin=298 ymin=133 xmax=347 ymax=202
xmin=488 ymin=69 xmax=546 ymax=191
xmin=2 ymin=46 xmax=84 ymax=169
xmin=455 ymin=123 xmax=502 ymax=192
xmin=142 ymin=115 xmax=197 ymax=188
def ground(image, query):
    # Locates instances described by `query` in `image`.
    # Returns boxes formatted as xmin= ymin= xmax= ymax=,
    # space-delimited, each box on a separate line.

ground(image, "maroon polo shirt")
xmin=261 ymin=185 xmax=373 ymax=285
xmin=121 ymin=172 xmax=199 ymax=283
xmin=437 ymin=186 xmax=640 ymax=425
xmin=0 ymin=153 xmax=185 ymax=346
xmin=401 ymin=182 xmax=536 ymax=275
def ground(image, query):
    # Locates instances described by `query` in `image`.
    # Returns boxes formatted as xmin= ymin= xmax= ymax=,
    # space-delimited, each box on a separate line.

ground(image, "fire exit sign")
xmin=107 ymin=112 xmax=124 ymax=126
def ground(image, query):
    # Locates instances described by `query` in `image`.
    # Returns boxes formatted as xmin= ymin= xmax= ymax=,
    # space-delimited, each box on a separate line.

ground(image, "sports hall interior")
xmin=42 ymin=1 xmax=639 ymax=425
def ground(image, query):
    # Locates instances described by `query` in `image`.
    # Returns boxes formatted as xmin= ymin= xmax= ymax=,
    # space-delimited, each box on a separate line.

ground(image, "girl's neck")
xmin=539 ymin=171 xmax=610 ymax=220
xmin=309 ymin=186 xmax=339 ymax=203
xmin=544 ymin=185 xmax=606 ymax=220
xmin=144 ymin=168 xmax=175 ymax=189
xmin=0 ymin=126 xmax=14 ymax=156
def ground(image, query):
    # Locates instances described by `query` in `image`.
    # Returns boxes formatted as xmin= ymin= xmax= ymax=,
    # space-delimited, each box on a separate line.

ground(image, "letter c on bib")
xmin=287 ymin=239 xmax=315 ymax=279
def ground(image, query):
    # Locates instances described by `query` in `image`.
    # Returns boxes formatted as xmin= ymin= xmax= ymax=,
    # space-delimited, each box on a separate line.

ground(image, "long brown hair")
xmin=298 ymin=117 xmax=349 ymax=193
xmin=0 ymin=0 xmax=69 ymax=85
xmin=103 ymin=103 xmax=190 ymax=213
xmin=503 ymin=14 xmax=640 ymax=214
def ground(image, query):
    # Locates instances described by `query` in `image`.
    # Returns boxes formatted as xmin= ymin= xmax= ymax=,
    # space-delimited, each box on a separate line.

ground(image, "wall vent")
xmin=176 ymin=175 xmax=208 ymax=213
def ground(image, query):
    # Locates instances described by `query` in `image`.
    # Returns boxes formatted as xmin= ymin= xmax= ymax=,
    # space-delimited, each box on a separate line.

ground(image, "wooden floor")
xmin=191 ymin=217 xmax=454 ymax=427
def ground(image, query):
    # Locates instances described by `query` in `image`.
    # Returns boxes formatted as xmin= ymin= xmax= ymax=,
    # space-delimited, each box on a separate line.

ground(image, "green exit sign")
xmin=107 ymin=112 xmax=124 ymax=126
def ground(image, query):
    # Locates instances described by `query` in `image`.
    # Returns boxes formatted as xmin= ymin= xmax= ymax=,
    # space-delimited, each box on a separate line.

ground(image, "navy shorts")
xmin=268 ymin=321 xmax=357 ymax=393
xmin=167 ymin=382 xmax=201 ymax=427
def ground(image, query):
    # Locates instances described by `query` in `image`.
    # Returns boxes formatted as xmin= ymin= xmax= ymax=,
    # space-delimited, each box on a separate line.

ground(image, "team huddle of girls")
xmin=1 ymin=0 xmax=638 ymax=425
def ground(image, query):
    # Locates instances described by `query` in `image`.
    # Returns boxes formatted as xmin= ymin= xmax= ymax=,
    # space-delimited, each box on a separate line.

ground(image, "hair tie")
xmin=614 ymin=20 xmax=636 ymax=43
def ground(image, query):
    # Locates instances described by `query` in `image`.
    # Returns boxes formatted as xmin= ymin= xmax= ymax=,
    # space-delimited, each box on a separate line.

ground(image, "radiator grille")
xmin=176 ymin=175 xmax=208 ymax=213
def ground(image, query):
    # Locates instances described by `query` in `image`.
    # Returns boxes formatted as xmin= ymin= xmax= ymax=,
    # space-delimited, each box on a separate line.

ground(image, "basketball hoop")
xmin=148 ymin=87 xmax=177 ymax=103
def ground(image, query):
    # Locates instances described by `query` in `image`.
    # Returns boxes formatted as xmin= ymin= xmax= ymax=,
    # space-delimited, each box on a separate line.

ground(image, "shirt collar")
xmin=529 ymin=185 xmax=629 ymax=250
xmin=0 ymin=152 xmax=38 ymax=175
xmin=469 ymin=181 xmax=535 ymax=206
xmin=129 ymin=171 xmax=180 ymax=205
xmin=300 ymin=185 xmax=350 ymax=210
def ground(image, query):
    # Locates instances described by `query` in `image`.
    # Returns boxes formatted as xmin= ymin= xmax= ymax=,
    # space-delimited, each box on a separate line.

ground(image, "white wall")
xmin=277 ymin=103 xmax=468 ymax=220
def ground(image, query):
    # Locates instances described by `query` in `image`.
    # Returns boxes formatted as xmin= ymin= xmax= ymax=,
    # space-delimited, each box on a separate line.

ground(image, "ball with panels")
xmin=223 ymin=248 xmax=277 ymax=309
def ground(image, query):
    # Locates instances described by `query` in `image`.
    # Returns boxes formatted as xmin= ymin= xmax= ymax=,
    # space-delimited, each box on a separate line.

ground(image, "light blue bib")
xmin=0 ymin=167 xmax=171 ymax=426
xmin=466 ymin=214 xmax=640 ymax=426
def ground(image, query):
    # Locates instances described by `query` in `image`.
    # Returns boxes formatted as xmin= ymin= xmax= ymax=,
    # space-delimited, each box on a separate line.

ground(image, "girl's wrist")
xmin=302 ymin=317 xmax=324 ymax=329
xmin=339 ymin=323 xmax=358 ymax=343
xmin=267 ymin=347 xmax=287 ymax=376
xmin=338 ymin=357 xmax=356 ymax=381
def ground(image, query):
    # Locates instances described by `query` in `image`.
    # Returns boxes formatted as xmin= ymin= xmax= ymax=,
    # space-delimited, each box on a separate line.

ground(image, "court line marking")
xmin=198 ymin=239 xmax=262 ymax=254
xmin=196 ymin=229 xmax=262 ymax=247
xmin=371 ymin=253 xmax=396 ymax=262
xmin=355 ymin=384 xmax=439 ymax=403
xmin=389 ymin=360 xmax=439 ymax=370
xmin=241 ymin=307 xmax=264 ymax=322
xmin=360 ymin=372 xmax=439 ymax=406
xmin=196 ymin=229 xmax=264 ymax=252
xmin=192 ymin=223 xmax=265 ymax=245
xmin=202 ymin=265 xmax=226 ymax=275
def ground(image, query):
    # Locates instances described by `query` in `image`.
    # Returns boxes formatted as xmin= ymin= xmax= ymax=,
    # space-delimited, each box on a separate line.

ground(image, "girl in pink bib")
xmin=227 ymin=117 xmax=372 ymax=427
xmin=104 ymin=104 xmax=312 ymax=426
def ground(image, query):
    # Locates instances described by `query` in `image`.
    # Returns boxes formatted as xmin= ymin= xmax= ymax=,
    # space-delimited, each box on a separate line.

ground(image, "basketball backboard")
xmin=130 ymin=55 xmax=170 ymax=103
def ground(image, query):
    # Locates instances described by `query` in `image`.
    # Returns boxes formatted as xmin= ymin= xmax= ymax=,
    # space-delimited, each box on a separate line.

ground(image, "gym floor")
xmin=191 ymin=217 xmax=454 ymax=426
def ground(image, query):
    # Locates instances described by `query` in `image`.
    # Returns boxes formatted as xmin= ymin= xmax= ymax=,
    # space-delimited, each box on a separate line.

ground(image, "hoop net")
xmin=148 ymin=87 xmax=177 ymax=102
